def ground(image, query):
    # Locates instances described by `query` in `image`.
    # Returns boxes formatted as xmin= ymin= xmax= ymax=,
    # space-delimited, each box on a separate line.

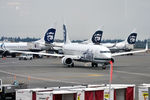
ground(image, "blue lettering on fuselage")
xmin=82 ymin=49 xmax=93 ymax=61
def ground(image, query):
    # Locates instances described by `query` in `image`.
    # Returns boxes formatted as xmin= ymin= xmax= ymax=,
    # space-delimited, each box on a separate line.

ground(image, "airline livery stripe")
xmin=94 ymin=58 xmax=111 ymax=60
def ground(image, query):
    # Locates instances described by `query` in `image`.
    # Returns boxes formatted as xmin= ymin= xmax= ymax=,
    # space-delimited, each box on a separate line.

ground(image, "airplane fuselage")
xmin=63 ymin=43 xmax=112 ymax=63
xmin=0 ymin=42 xmax=50 ymax=57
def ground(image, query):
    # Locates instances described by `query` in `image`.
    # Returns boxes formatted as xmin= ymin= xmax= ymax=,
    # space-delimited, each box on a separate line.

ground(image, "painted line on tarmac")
xmin=54 ymin=74 xmax=103 ymax=79
xmin=0 ymin=69 xmax=89 ymax=85
xmin=88 ymin=74 xmax=103 ymax=77
xmin=114 ymin=70 xmax=150 ymax=77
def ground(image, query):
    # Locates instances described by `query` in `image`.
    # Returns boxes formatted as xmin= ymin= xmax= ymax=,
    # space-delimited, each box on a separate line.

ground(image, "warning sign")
xmin=143 ymin=93 xmax=148 ymax=97
xmin=143 ymin=93 xmax=148 ymax=100
xmin=77 ymin=96 xmax=80 ymax=100
xmin=0 ymin=79 xmax=2 ymax=92
xmin=77 ymin=93 xmax=81 ymax=100
xmin=104 ymin=94 xmax=110 ymax=99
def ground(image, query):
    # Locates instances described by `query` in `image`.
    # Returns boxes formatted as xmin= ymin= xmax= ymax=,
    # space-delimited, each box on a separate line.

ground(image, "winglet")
xmin=145 ymin=40 xmax=148 ymax=51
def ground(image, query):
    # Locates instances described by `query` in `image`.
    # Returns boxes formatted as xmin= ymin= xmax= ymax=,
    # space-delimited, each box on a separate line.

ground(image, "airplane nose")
xmin=104 ymin=53 xmax=112 ymax=59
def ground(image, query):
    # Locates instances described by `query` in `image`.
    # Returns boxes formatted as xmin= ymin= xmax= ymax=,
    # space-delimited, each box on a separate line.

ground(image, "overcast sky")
xmin=0 ymin=0 xmax=150 ymax=40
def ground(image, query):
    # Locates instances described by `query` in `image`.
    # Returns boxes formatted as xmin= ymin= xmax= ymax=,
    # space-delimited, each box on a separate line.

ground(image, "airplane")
xmin=9 ymin=24 xmax=148 ymax=69
xmin=83 ymin=29 xmax=137 ymax=53
xmin=102 ymin=32 xmax=137 ymax=53
xmin=52 ymin=28 xmax=103 ymax=54
xmin=0 ymin=28 xmax=56 ymax=58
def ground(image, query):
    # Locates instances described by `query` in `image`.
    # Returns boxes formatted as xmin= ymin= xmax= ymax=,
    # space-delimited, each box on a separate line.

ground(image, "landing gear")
xmin=2 ymin=54 xmax=7 ymax=58
xmin=101 ymin=62 xmax=108 ymax=69
xmin=67 ymin=63 xmax=74 ymax=67
xmin=71 ymin=63 xmax=74 ymax=67
xmin=91 ymin=62 xmax=98 ymax=67
xmin=102 ymin=65 xmax=106 ymax=69
xmin=11 ymin=54 xmax=16 ymax=58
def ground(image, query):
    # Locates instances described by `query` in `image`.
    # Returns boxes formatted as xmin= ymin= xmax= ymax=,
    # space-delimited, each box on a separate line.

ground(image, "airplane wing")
xmin=111 ymin=42 xmax=148 ymax=57
xmin=9 ymin=50 xmax=64 ymax=57
xmin=111 ymin=49 xmax=147 ymax=57
xmin=9 ymin=50 xmax=81 ymax=59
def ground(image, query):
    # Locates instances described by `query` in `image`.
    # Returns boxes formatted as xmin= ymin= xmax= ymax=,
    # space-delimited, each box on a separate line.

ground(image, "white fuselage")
xmin=0 ymin=42 xmax=50 ymax=52
xmin=63 ymin=43 xmax=112 ymax=63
xmin=0 ymin=42 xmax=28 ymax=51
xmin=102 ymin=43 xmax=115 ymax=48
xmin=102 ymin=41 xmax=134 ymax=52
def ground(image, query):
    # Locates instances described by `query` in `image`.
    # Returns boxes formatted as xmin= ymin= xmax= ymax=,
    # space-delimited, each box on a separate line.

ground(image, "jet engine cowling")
xmin=62 ymin=57 xmax=73 ymax=65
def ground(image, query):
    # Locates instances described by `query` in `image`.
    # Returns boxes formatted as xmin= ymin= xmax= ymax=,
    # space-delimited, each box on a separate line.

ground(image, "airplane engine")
xmin=62 ymin=57 xmax=73 ymax=65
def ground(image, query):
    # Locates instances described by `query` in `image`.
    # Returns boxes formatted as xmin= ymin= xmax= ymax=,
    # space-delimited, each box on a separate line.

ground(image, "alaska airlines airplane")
xmin=52 ymin=28 xmax=103 ymax=54
xmin=9 ymin=24 xmax=148 ymax=69
xmin=102 ymin=32 xmax=137 ymax=53
xmin=0 ymin=28 xmax=56 ymax=57
xmin=83 ymin=30 xmax=137 ymax=53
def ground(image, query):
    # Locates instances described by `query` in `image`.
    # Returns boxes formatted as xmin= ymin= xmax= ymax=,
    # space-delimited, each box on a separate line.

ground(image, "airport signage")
xmin=0 ymin=79 xmax=2 ymax=92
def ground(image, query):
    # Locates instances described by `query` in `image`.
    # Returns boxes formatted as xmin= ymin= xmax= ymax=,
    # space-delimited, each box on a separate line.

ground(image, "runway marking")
xmin=53 ymin=74 xmax=104 ymax=79
xmin=0 ymin=69 xmax=90 ymax=85
xmin=114 ymin=70 xmax=150 ymax=77
xmin=88 ymin=74 xmax=103 ymax=77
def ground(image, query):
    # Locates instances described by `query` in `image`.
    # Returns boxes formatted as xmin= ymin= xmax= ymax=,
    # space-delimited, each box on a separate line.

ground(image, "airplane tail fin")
xmin=125 ymin=32 xmax=137 ymax=44
xmin=63 ymin=24 xmax=71 ymax=44
xmin=44 ymin=28 xmax=56 ymax=44
xmin=91 ymin=30 xmax=103 ymax=44
xmin=35 ymin=27 xmax=56 ymax=44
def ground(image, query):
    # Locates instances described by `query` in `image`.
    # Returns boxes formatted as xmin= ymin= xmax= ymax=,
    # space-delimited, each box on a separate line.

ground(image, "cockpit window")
xmin=100 ymin=51 xmax=111 ymax=53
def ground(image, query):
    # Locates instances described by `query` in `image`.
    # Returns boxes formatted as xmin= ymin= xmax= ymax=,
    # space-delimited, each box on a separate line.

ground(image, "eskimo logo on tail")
xmin=44 ymin=28 xmax=56 ymax=44
xmin=127 ymin=33 xmax=137 ymax=44
xmin=92 ymin=30 xmax=103 ymax=44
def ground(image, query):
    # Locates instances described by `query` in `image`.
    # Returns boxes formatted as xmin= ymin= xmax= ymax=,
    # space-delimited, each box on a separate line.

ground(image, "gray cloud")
xmin=0 ymin=0 xmax=150 ymax=40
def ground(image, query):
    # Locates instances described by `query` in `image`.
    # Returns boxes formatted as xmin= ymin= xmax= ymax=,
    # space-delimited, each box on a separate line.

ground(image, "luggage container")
xmin=16 ymin=85 xmax=86 ymax=100
xmin=72 ymin=87 xmax=105 ymax=100
xmin=84 ymin=87 xmax=104 ymax=100
xmin=16 ymin=88 xmax=54 ymax=100
xmin=104 ymin=84 xmax=135 ymax=100
xmin=36 ymin=90 xmax=77 ymax=100
xmin=138 ymin=84 xmax=150 ymax=100
xmin=36 ymin=87 xmax=105 ymax=100
xmin=16 ymin=84 xmax=135 ymax=100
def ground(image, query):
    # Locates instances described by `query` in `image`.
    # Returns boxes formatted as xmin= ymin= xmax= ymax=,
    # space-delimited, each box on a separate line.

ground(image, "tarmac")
xmin=0 ymin=53 xmax=150 ymax=98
